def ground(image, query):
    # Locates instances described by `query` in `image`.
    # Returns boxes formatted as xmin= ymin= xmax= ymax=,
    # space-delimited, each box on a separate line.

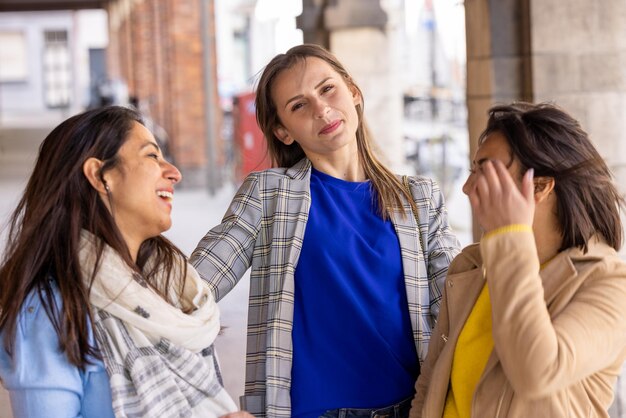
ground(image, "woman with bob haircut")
xmin=0 ymin=106 xmax=252 ymax=418
xmin=191 ymin=43 xmax=460 ymax=418
xmin=410 ymin=102 xmax=626 ymax=417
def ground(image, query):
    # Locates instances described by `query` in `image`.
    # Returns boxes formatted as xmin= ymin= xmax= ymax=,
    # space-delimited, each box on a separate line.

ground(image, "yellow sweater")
xmin=443 ymin=284 xmax=493 ymax=418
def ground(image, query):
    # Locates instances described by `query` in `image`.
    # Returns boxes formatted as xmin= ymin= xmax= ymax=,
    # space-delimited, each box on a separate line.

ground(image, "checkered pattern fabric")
xmin=93 ymin=310 xmax=235 ymax=417
xmin=191 ymin=158 xmax=460 ymax=417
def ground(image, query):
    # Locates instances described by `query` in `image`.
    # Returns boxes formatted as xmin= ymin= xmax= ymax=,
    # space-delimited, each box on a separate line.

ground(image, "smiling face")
xmin=102 ymin=122 xmax=181 ymax=253
xmin=271 ymin=57 xmax=361 ymax=163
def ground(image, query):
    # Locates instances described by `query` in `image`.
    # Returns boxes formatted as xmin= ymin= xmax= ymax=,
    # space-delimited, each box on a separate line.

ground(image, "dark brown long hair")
xmin=0 ymin=106 xmax=187 ymax=368
xmin=481 ymin=102 xmax=624 ymax=252
xmin=255 ymin=43 xmax=417 ymax=219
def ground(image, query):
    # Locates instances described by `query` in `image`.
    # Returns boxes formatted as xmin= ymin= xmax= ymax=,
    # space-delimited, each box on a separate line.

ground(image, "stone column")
xmin=297 ymin=0 xmax=329 ymax=48
xmin=531 ymin=3 xmax=626 ymax=415
xmin=465 ymin=0 xmax=532 ymax=240
xmin=530 ymin=0 xmax=626 ymax=204
xmin=467 ymin=0 xmax=626 ymax=245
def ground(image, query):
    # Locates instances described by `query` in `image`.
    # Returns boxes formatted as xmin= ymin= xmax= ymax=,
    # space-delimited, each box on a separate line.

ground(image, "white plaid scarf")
xmin=79 ymin=231 xmax=238 ymax=417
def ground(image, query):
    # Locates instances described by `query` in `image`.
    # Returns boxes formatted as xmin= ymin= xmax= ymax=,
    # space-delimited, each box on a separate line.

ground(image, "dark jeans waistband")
xmin=319 ymin=395 xmax=413 ymax=418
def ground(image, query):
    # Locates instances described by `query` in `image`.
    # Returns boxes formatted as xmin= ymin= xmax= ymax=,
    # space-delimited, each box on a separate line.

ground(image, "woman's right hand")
xmin=468 ymin=159 xmax=535 ymax=233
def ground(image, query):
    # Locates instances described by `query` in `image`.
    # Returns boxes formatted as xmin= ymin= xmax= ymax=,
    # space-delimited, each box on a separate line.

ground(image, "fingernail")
xmin=526 ymin=168 xmax=534 ymax=178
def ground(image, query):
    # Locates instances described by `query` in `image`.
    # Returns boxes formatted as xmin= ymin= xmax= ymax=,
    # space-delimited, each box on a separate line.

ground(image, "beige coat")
xmin=410 ymin=230 xmax=626 ymax=418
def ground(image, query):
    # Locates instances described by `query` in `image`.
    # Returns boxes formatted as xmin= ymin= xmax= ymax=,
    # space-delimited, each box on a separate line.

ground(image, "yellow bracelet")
xmin=483 ymin=224 xmax=533 ymax=240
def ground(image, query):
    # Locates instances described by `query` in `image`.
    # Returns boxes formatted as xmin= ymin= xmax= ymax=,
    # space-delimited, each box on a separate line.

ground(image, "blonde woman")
xmin=191 ymin=44 xmax=460 ymax=418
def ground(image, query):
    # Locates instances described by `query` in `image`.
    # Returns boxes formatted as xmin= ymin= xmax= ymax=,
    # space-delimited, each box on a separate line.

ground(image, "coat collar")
xmin=284 ymin=158 xmax=311 ymax=180
xmin=454 ymin=235 xmax=615 ymax=284
xmin=441 ymin=235 xmax=618 ymax=396
xmin=538 ymin=236 xmax=614 ymax=303
xmin=445 ymin=236 xmax=617 ymax=332
xmin=447 ymin=243 xmax=482 ymax=276
xmin=479 ymin=236 xmax=616 ymax=382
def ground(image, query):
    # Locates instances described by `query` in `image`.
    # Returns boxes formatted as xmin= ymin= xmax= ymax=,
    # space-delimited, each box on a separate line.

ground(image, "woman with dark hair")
xmin=0 ymin=106 xmax=251 ymax=417
xmin=191 ymin=44 xmax=460 ymax=417
xmin=410 ymin=102 xmax=626 ymax=417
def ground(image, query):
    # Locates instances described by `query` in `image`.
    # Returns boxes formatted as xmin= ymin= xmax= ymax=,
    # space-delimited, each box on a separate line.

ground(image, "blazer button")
xmin=447 ymin=280 xmax=454 ymax=287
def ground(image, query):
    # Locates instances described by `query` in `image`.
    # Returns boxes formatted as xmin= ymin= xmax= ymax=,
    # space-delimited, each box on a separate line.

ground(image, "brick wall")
xmin=106 ymin=0 xmax=222 ymax=188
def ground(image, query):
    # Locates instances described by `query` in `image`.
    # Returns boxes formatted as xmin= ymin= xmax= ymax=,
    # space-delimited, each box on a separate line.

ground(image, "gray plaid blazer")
xmin=190 ymin=158 xmax=460 ymax=417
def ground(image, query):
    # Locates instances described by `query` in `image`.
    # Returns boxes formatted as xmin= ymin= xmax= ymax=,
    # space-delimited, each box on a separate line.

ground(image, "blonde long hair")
xmin=255 ymin=43 xmax=416 ymax=219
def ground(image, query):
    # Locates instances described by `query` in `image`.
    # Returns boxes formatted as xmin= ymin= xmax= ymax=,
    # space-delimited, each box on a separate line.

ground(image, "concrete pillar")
xmin=466 ymin=0 xmax=626 ymax=243
xmin=297 ymin=0 xmax=329 ymax=48
xmin=529 ymin=0 xmax=626 ymax=197
xmin=298 ymin=0 xmax=406 ymax=171
xmin=465 ymin=0 xmax=532 ymax=240
xmin=532 ymin=5 xmax=626 ymax=413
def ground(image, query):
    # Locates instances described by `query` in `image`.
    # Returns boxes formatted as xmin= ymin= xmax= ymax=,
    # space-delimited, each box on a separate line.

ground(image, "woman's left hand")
xmin=467 ymin=159 xmax=535 ymax=233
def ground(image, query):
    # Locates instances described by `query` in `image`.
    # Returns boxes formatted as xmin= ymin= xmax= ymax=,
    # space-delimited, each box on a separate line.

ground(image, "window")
xmin=0 ymin=31 xmax=28 ymax=82
xmin=43 ymin=30 xmax=71 ymax=108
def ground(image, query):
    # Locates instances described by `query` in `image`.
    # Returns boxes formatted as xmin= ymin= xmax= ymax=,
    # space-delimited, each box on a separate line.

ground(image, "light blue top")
xmin=290 ymin=168 xmax=419 ymax=417
xmin=0 ymin=281 xmax=114 ymax=418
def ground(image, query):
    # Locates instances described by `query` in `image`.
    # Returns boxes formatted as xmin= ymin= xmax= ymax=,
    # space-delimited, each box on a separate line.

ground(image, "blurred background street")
xmin=2 ymin=0 xmax=626 ymax=416
xmin=0 ymin=3 xmax=472 ymax=412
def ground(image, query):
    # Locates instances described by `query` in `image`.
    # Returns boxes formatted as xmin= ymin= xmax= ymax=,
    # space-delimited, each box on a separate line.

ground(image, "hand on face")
xmin=467 ymin=159 xmax=535 ymax=233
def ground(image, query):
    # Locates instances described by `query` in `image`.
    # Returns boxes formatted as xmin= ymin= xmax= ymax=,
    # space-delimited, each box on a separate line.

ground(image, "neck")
xmin=122 ymin=233 xmax=141 ymax=263
xmin=535 ymin=233 xmax=561 ymax=266
xmin=307 ymin=142 xmax=365 ymax=182
xmin=312 ymin=160 xmax=366 ymax=181
xmin=533 ymin=199 xmax=562 ymax=265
